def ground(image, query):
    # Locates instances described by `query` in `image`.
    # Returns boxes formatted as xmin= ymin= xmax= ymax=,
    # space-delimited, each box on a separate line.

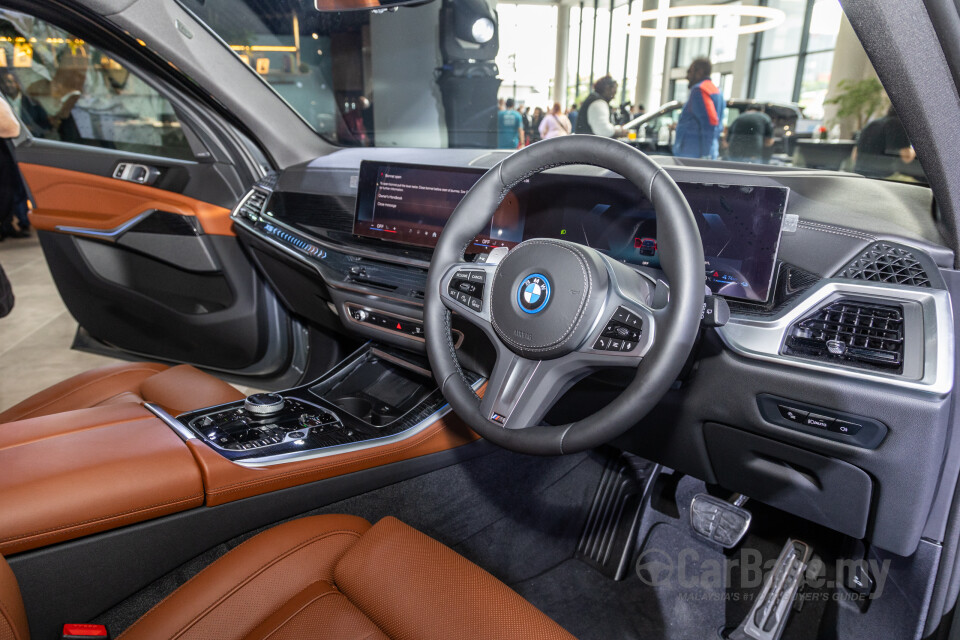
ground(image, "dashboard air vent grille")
xmin=239 ymin=189 xmax=269 ymax=220
xmin=837 ymin=242 xmax=931 ymax=287
xmin=783 ymin=300 xmax=904 ymax=372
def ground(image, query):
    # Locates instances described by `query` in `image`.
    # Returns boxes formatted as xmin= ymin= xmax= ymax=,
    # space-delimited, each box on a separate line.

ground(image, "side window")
xmin=0 ymin=10 xmax=194 ymax=160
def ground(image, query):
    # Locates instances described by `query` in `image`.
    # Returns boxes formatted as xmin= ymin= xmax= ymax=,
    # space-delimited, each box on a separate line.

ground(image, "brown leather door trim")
xmin=19 ymin=163 xmax=235 ymax=236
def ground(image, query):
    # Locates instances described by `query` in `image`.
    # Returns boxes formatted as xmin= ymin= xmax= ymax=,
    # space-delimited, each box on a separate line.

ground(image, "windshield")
xmin=182 ymin=0 xmax=926 ymax=185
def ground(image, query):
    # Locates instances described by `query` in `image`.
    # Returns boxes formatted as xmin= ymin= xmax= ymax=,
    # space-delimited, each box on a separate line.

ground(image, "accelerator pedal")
xmin=727 ymin=539 xmax=814 ymax=640
xmin=576 ymin=453 xmax=660 ymax=580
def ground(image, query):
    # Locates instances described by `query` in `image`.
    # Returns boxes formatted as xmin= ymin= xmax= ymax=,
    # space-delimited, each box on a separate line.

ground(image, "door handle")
xmin=113 ymin=162 xmax=160 ymax=186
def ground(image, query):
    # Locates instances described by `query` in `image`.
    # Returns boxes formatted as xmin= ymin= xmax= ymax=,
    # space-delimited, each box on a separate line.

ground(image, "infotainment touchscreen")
xmin=353 ymin=161 xmax=788 ymax=302
xmin=353 ymin=162 xmax=519 ymax=250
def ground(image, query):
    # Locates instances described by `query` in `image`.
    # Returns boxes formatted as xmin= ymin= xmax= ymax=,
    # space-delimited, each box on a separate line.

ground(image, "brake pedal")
xmin=727 ymin=539 xmax=814 ymax=640
xmin=689 ymin=493 xmax=751 ymax=548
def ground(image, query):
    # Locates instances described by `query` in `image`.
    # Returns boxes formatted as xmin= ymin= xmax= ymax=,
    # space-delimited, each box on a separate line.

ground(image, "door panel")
xmin=0 ymin=7 xmax=297 ymax=380
xmin=20 ymin=161 xmax=235 ymax=236
xmin=38 ymin=227 xmax=276 ymax=371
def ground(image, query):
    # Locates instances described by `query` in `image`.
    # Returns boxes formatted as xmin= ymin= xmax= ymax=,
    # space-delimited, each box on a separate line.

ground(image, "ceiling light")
xmin=635 ymin=5 xmax=787 ymax=38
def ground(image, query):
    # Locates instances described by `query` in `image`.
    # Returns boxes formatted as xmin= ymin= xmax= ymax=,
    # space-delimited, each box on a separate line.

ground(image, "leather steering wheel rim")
xmin=424 ymin=135 xmax=705 ymax=455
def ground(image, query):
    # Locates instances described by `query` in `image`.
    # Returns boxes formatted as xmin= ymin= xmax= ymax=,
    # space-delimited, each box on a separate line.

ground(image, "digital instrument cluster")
xmin=353 ymin=161 xmax=788 ymax=302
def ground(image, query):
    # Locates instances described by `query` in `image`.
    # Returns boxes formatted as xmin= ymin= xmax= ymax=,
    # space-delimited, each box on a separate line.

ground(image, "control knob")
xmin=244 ymin=392 xmax=285 ymax=416
xmin=353 ymin=309 xmax=369 ymax=322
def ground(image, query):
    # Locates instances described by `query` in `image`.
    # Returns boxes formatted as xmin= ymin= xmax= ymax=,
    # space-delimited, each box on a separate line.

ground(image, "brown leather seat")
xmin=0 ymin=362 xmax=245 ymax=424
xmin=0 ymin=515 xmax=574 ymax=640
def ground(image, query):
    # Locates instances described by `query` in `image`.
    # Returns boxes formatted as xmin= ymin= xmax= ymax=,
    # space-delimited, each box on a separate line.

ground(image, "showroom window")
xmin=0 ymin=10 xmax=194 ymax=159
xmin=748 ymin=0 xmax=843 ymax=118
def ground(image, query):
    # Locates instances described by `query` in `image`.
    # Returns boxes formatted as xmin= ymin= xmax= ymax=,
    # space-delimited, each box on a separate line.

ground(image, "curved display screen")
xmin=353 ymin=161 xmax=788 ymax=302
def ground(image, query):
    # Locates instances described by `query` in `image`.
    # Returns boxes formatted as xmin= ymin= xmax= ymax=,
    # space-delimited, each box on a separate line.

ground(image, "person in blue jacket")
xmin=674 ymin=58 xmax=725 ymax=159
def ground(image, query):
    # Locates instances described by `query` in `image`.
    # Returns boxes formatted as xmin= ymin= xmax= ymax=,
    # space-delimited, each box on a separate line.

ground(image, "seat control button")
xmin=777 ymin=405 xmax=808 ymax=423
xmin=829 ymin=419 xmax=862 ymax=435
xmin=803 ymin=413 xmax=834 ymax=429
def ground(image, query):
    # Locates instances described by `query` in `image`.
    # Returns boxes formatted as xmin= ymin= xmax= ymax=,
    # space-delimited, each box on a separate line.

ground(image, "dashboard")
xmin=230 ymin=148 xmax=956 ymax=559
xmin=353 ymin=161 xmax=788 ymax=302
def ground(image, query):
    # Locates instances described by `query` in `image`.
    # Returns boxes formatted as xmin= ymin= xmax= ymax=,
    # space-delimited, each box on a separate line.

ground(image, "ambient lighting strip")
xmin=634 ymin=5 xmax=787 ymax=38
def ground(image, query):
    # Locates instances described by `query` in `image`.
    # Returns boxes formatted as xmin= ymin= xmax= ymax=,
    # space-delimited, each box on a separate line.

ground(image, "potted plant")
xmin=824 ymin=77 xmax=887 ymax=134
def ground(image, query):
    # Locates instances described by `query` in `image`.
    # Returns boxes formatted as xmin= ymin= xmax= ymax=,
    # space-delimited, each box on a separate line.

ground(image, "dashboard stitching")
xmin=491 ymin=240 xmax=591 ymax=352
xmin=798 ymin=221 xmax=875 ymax=241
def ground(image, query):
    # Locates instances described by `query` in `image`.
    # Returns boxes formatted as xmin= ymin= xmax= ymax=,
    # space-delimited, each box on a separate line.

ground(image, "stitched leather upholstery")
xmin=0 ymin=362 xmax=245 ymax=424
xmin=119 ymin=515 xmax=574 ymax=640
xmin=0 ymin=555 xmax=28 ymax=640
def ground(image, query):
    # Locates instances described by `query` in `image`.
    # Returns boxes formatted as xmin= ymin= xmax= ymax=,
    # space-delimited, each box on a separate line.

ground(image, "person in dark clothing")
xmin=574 ymin=76 xmax=624 ymax=137
xmin=0 ymin=72 xmax=29 ymax=235
xmin=0 ymin=94 xmax=29 ymax=240
xmin=726 ymin=105 xmax=774 ymax=162
xmin=23 ymin=45 xmax=88 ymax=144
xmin=854 ymin=106 xmax=917 ymax=179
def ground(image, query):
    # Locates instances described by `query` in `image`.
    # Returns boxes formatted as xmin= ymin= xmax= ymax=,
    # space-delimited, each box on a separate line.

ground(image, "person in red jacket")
xmin=674 ymin=58 xmax=725 ymax=159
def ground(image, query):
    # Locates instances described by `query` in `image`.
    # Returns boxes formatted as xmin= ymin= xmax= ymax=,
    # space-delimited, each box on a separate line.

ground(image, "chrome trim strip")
xmin=716 ymin=280 xmax=954 ymax=395
xmin=55 ymin=210 xmax=155 ymax=240
xmin=144 ymin=402 xmax=198 ymax=441
xmin=234 ymin=379 xmax=485 ymax=467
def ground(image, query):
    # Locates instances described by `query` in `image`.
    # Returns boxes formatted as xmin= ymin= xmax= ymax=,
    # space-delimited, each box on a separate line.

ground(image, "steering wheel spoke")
xmin=479 ymin=349 xmax=589 ymax=430
xmin=577 ymin=261 xmax=659 ymax=361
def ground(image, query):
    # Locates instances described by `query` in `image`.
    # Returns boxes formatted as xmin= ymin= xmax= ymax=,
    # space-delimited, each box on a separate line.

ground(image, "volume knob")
xmin=244 ymin=392 xmax=285 ymax=415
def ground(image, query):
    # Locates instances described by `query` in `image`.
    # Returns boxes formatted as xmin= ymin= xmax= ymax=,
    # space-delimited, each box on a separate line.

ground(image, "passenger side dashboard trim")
xmin=717 ymin=280 xmax=954 ymax=395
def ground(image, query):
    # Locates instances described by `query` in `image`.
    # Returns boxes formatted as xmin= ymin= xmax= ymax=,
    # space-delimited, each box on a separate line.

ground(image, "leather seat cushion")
xmin=0 ymin=554 xmax=28 ymax=640
xmin=0 ymin=362 xmax=245 ymax=424
xmin=119 ymin=515 xmax=574 ymax=640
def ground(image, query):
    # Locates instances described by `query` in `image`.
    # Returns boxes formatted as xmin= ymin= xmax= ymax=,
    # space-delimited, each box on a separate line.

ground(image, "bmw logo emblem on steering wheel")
xmin=517 ymin=273 xmax=551 ymax=314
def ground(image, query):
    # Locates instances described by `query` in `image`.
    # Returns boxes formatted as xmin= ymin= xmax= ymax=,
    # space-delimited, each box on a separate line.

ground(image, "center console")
xmin=178 ymin=345 xmax=482 ymax=466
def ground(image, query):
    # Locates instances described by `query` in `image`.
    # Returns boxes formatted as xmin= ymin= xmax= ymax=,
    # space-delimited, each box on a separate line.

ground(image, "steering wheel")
xmin=424 ymin=136 xmax=704 ymax=455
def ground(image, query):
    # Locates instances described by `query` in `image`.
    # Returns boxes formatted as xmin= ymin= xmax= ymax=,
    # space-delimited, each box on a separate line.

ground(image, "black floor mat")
xmin=95 ymin=451 xmax=838 ymax=640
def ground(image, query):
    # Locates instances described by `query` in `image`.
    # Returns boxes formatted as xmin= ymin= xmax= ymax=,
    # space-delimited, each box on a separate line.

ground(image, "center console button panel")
xmin=178 ymin=346 xmax=482 ymax=464
xmin=344 ymin=303 xmax=463 ymax=346
xmin=189 ymin=397 xmax=347 ymax=453
xmin=757 ymin=394 xmax=886 ymax=448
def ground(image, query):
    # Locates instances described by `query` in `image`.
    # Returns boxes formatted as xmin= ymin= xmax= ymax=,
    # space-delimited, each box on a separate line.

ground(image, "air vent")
xmin=238 ymin=189 xmax=269 ymax=220
xmin=783 ymin=300 xmax=904 ymax=372
xmin=254 ymin=172 xmax=279 ymax=191
xmin=837 ymin=242 xmax=931 ymax=287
